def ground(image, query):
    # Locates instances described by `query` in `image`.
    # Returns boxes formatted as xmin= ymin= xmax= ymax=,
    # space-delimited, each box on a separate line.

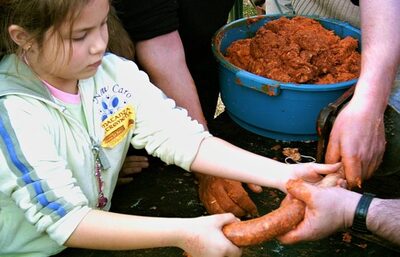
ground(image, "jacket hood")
xmin=0 ymin=54 xmax=53 ymax=101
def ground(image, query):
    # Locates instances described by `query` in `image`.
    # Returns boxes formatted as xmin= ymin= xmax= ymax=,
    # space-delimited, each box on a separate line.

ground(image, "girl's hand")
xmin=291 ymin=162 xmax=343 ymax=186
xmin=178 ymin=213 xmax=242 ymax=257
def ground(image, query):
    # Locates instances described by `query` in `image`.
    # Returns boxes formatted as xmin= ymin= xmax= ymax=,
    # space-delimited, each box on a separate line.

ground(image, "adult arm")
xmin=278 ymin=180 xmax=400 ymax=246
xmin=367 ymin=197 xmax=400 ymax=245
xmin=325 ymin=0 xmax=400 ymax=188
xmin=135 ymin=31 xmax=208 ymax=127
xmin=136 ymin=33 xmax=262 ymax=217
xmin=115 ymin=0 xmax=261 ymax=217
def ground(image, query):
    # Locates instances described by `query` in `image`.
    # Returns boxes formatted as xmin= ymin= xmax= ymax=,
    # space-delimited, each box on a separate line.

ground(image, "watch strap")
xmin=351 ymin=192 xmax=375 ymax=234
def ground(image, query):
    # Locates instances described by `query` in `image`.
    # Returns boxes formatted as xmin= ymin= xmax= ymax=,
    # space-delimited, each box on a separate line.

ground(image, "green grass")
xmin=243 ymin=0 xmax=258 ymax=17
xmin=229 ymin=0 xmax=258 ymax=21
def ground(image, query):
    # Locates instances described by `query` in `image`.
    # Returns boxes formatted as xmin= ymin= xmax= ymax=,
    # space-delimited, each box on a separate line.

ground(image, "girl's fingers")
xmin=247 ymin=183 xmax=263 ymax=193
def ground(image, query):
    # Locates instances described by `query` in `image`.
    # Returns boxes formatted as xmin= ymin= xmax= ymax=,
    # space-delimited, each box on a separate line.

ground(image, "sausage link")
xmin=223 ymin=173 xmax=343 ymax=246
xmin=223 ymin=199 xmax=305 ymax=246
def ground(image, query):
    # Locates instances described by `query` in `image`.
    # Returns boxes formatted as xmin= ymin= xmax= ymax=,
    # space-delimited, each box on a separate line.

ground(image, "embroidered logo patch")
xmin=101 ymin=105 xmax=135 ymax=148
xmin=93 ymin=83 xmax=135 ymax=148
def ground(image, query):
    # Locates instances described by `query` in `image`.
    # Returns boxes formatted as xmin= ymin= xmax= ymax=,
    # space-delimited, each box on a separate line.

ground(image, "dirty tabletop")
xmin=55 ymin=112 xmax=400 ymax=257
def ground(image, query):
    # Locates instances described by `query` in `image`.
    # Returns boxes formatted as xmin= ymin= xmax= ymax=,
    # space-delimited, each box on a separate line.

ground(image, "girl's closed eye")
xmin=72 ymin=34 xmax=87 ymax=41
xmin=72 ymin=18 xmax=107 ymax=42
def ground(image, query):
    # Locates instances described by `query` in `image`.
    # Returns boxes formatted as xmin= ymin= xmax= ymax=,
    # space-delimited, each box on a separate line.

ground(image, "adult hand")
xmin=197 ymin=174 xmax=260 ymax=218
xmin=117 ymin=155 xmax=149 ymax=185
xmin=325 ymin=101 xmax=386 ymax=188
xmin=278 ymin=179 xmax=360 ymax=244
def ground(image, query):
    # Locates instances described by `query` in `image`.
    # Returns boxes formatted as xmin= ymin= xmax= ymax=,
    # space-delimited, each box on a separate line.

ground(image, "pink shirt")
xmin=42 ymin=80 xmax=81 ymax=104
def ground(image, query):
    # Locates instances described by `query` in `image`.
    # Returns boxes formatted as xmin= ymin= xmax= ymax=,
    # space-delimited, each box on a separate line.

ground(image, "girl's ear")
xmin=8 ymin=25 xmax=32 ymax=50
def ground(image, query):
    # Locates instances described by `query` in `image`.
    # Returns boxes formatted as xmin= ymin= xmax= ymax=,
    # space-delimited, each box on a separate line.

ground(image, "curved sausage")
xmin=223 ymin=173 xmax=343 ymax=247
xmin=223 ymin=198 xmax=305 ymax=246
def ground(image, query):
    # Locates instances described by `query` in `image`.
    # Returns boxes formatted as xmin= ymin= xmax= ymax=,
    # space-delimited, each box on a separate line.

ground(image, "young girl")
xmin=0 ymin=1 xmax=341 ymax=256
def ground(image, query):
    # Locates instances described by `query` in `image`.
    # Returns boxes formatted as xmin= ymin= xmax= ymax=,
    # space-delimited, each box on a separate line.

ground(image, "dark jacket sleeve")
xmin=113 ymin=0 xmax=179 ymax=41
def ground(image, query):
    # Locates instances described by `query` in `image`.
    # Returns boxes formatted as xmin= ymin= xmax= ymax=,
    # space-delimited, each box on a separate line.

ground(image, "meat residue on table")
xmin=225 ymin=16 xmax=361 ymax=84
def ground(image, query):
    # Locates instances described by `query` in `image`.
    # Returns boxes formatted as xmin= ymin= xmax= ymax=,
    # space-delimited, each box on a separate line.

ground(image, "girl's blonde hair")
xmin=0 ymin=0 xmax=135 ymax=60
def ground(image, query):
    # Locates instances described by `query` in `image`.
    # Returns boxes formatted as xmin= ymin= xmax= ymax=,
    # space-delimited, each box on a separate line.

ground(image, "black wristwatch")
xmin=350 ymin=0 xmax=359 ymax=6
xmin=351 ymin=192 xmax=375 ymax=234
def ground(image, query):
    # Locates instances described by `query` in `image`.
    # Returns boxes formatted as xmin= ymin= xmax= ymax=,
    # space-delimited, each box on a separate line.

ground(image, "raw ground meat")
xmin=225 ymin=16 xmax=361 ymax=84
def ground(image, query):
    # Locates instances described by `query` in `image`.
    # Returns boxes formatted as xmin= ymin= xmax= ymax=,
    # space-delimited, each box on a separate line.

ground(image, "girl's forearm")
xmin=190 ymin=137 xmax=290 ymax=191
xmin=65 ymin=210 xmax=184 ymax=250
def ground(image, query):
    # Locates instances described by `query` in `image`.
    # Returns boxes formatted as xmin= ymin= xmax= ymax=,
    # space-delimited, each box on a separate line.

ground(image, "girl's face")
xmin=27 ymin=0 xmax=110 ymax=91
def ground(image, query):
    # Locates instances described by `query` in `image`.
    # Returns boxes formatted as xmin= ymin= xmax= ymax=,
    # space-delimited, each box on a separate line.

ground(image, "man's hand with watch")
xmin=351 ymin=192 xmax=375 ymax=234
xmin=276 ymin=180 xmax=377 ymax=244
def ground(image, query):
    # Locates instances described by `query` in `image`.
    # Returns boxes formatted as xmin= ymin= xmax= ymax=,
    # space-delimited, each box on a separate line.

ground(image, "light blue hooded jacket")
xmin=0 ymin=53 xmax=211 ymax=256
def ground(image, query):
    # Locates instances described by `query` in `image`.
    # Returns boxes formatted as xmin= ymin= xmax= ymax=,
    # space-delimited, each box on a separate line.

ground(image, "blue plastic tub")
xmin=212 ymin=15 xmax=361 ymax=141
